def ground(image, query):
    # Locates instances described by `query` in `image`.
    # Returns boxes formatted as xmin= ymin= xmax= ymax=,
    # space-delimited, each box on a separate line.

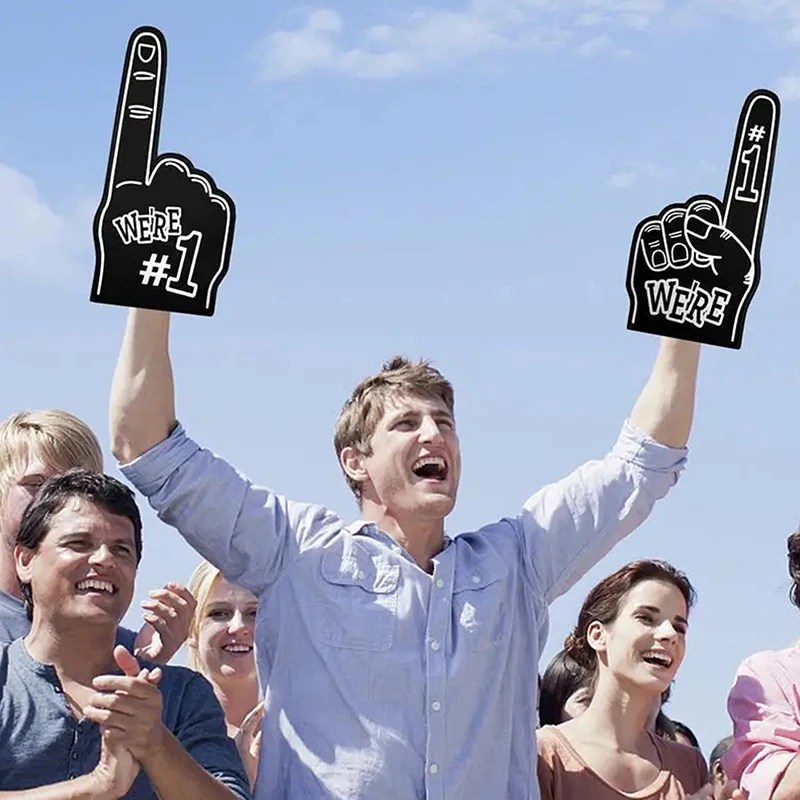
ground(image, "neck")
xmin=24 ymin=616 xmax=118 ymax=683
xmin=0 ymin=538 xmax=22 ymax=599
xmin=360 ymin=503 xmax=445 ymax=572
xmin=572 ymin=673 xmax=657 ymax=752
xmin=211 ymin=675 xmax=261 ymax=730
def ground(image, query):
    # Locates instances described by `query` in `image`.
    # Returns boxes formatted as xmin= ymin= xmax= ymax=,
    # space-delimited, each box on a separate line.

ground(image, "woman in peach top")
xmin=537 ymin=560 xmax=742 ymax=800
xmin=724 ymin=529 xmax=800 ymax=799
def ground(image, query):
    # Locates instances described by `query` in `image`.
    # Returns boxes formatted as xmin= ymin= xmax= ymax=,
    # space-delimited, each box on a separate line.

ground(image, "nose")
xmin=88 ymin=543 xmax=115 ymax=567
xmin=228 ymin=610 xmax=250 ymax=636
xmin=654 ymin=620 xmax=679 ymax=642
xmin=418 ymin=415 xmax=444 ymax=444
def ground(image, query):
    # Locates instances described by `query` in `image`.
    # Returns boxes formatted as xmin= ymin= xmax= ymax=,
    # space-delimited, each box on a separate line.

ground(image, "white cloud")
xmin=577 ymin=33 xmax=632 ymax=56
xmin=257 ymin=1 xmax=669 ymax=81
xmin=256 ymin=0 xmax=800 ymax=82
xmin=607 ymin=160 xmax=672 ymax=189
xmin=777 ymin=73 xmax=800 ymax=100
xmin=0 ymin=164 xmax=92 ymax=279
xmin=608 ymin=170 xmax=639 ymax=188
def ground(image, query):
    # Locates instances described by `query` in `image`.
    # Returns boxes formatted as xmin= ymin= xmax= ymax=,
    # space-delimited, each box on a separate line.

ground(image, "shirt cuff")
xmin=119 ymin=422 xmax=200 ymax=496
xmin=613 ymin=419 xmax=688 ymax=473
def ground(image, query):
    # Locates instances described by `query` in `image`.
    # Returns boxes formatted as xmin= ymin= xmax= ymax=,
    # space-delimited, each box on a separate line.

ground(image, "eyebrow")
xmin=637 ymin=604 xmax=689 ymax=626
xmin=57 ymin=532 xmax=135 ymax=547
xmin=387 ymin=408 xmax=454 ymax=424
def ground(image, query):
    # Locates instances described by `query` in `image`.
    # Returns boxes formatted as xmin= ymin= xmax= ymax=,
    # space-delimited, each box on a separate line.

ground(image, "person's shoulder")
xmin=657 ymin=738 xmax=708 ymax=789
xmin=736 ymin=645 xmax=800 ymax=678
xmin=453 ymin=520 xmax=521 ymax=561
xmin=535 ymin=725 xmax=568 ymax=757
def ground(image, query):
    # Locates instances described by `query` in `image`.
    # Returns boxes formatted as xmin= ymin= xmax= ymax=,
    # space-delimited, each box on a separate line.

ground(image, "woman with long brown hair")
xmin=537 ymin=560 xmax=742 ymax=800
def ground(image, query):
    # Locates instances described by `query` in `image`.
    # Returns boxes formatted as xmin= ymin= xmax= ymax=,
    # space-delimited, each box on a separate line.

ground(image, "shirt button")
xmin=429 ymin=764 xmax=439 ymax=775
xmin=435 ymin=578 xmax=444 ymax=589
xmin=430 ymin=640 xmax=441 ymax=651
xmin=472 ymin=574 xmax=481 ymax=584
xmin=431 ymin=701 xmax=441 ymax=711
xmin=71 ymin=752 xmax=78 ymax=760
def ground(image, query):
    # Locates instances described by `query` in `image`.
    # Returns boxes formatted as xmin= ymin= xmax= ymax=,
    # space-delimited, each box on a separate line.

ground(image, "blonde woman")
xmin=187 ymin=560 xmax=262 ymax=788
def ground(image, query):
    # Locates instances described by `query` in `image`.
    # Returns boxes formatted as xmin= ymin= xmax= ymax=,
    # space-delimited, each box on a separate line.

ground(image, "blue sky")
xmin=3 ymin=0 xmax=800 ymax=759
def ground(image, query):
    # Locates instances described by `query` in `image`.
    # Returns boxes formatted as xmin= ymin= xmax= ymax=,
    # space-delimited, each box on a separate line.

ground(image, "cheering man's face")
xmin=355 ymin=393 xmax=461 ymax=523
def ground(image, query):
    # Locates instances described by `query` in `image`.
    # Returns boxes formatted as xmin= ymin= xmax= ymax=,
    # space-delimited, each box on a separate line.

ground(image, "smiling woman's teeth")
xmin=222 ymin=644 xmax=252 ymax=653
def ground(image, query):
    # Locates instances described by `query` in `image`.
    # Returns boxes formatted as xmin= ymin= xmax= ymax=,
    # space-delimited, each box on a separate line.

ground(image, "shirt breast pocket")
xmin=452 ymin=553 xmax=510 ymax=652
xmin=318 ymin=547 xmax=400 ymax=652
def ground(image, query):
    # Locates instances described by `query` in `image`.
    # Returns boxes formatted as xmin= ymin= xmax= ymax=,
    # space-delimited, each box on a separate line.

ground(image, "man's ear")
xmin=339 ymin=447 xmax=369 ymax=489
xmin=14 ymin=544 xmax=34 ymax=586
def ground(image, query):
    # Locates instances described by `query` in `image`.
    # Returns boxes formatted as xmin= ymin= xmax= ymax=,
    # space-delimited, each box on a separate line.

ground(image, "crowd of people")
xmin=0 ymin=312 xmax=798 ymax=798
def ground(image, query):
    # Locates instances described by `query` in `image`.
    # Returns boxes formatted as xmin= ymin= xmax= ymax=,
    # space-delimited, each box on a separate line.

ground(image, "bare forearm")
xmin=142 ymin=728 xmax=243 ymax=800
xmin=773 ymin=754 xmax=800 ymax=800
xmin=110 ymin=308 xmax=176 ymax=464
xmin=628 ymin=338 xmax=700 ymax=448
xmin=0 ymin=775 xmax=105 ymax=800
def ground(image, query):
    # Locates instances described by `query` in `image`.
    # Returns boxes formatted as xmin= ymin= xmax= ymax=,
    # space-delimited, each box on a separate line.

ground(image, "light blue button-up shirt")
xmin=121 ymin=419 xmax=686 ymax=800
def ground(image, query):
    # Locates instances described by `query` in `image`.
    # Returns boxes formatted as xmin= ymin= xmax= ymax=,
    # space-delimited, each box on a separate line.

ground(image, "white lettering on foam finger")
xmin=112 ymin=206 xmax=183 ymax=245
xmin=644 ymin=278 xmax=731 ymax=328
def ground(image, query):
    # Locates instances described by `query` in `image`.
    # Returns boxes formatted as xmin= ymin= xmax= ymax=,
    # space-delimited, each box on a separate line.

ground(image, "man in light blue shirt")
xmin=110 ymin=309 xmax=700 ymax=799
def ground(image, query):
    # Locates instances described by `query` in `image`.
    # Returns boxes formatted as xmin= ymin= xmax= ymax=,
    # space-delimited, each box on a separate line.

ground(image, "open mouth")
xmin=221 ymin=644 xmax=253 ymax=655
xmin=641 ymin=650 xmax=673 ymax=669
xmin=75 ymin=578 xmax=117 ymax=596
xmin=411 ymin=455 xmax=448 ymax=482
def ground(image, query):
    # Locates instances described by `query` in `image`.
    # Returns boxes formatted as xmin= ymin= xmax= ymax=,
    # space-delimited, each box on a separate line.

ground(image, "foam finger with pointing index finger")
xmin=721 ymin=89 xmax=780 ymax=256
xmin=106 ymin=27 xmax=167 ymax=190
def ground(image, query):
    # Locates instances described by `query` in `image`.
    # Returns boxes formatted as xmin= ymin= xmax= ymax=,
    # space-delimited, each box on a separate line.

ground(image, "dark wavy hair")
xmin=788 ymin=530 xmax=800 ymax=609
xmin=16 ymin=470 xmax=142 ymax=619
xmin=538 ymin=649 xmax=594 ymax=726
xmin=563 ymin=560 xmax=696 ymax=671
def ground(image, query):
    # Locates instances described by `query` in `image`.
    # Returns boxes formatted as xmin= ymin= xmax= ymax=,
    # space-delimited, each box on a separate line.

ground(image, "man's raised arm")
xmin=628 ymin=338 xmax=701 ymax=449
xmin=110 ymin=308 xmax=175 ymax=464
xmin=519 ymin=337 xmax=701 ymax=605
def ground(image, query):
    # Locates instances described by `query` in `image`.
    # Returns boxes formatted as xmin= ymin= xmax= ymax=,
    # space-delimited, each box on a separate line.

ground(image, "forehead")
xmin=380 ymin=393 xmax=452 ymax=420
xmin=14 ymin=457 xmax=59 ymax=479
xmin=207 ymin=577 xmax=258 ymax=605
xmin=621 ymin=579 xmax=687 ymax=615
xmin=46 ymin=497 xmax=135 ymax=541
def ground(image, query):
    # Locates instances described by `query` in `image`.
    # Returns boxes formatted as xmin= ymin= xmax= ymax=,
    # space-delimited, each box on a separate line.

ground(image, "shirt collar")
xmin=345 ymin=519 xmax=454 ymax=549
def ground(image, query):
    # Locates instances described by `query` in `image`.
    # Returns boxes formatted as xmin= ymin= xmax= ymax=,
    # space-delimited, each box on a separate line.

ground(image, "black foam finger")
xmin=639 ymin=218 xmax=668 ymax=272
xmin=721 ymin=89 xmax=780 ymax=257
xmin=106 ymin=28 xmax=167 ymax=189
xmin=661 ymin=207 xmax=691 ymax=269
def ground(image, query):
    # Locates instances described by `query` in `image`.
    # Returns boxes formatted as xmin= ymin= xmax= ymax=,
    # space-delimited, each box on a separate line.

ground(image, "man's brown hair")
xmin=334 ymin=356 xmax=455 ymax=501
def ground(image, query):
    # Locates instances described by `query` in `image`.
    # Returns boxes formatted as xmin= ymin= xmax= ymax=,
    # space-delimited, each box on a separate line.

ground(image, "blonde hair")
xmin=186 ymin=560 xmax=224 ymax=674
xmin=0 ymin=410 xmax=103 ymax=500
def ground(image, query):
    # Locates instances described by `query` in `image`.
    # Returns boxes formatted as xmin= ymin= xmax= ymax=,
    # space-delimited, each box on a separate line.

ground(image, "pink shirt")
xmin=725 ymin=646 xmax=800 ymax=799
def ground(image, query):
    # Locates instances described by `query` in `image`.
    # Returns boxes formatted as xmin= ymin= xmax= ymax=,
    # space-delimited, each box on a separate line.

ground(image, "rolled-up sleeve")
xmin=725 ymin=651 xmax=800 ymax=800
xmin=120 ymin=423 xmax=338 ymax=596
xmin=519 ymin=419 xmax=687 ymax=603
